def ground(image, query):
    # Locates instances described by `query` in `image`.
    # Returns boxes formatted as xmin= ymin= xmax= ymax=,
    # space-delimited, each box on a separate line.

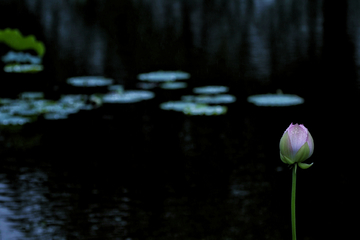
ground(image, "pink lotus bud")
xmin=280 ymin=123 xmax=314 ymax=169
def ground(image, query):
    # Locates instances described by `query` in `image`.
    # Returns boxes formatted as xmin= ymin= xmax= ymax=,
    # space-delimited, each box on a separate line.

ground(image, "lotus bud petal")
xmin=279 ymin=123 xmax=314 ymax=167
xmin=298 ymin=162 xmax=313 ymax=169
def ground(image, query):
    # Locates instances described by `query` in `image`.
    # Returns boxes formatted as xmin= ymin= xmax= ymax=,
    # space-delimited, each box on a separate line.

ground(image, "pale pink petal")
xmin=288 ymin=124 xmax=307 ymax=153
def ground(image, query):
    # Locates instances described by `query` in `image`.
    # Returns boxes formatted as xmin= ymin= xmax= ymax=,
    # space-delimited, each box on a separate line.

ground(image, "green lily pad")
xmin=19 ymin=92 xmax=44 ymax=100
xmin=4 ymin=63 xmax=43 ymax=73
xmin=193 ymin=85 xmax=229 ymax=94
xmin=102 ymin=90 xmax=155 ymax=103
xmin=182 ymin=94 xmax=236 ymax=104
xmin=67 ymin=76 xmax=113 ymax=87
xmin=160 ymin=101 xmax=197 ymax=112
xmin=247 ymin=94 xmax=304 ymax=106
xmin=1 ymin=51 xmax=42 ymax=64
xmin=160 ymin=82 xmax=187 ymax=89
xmin=137 ymin=71 xmax=190 ymax=82
xmin=183 ymin=104 xmax=227 ymax=116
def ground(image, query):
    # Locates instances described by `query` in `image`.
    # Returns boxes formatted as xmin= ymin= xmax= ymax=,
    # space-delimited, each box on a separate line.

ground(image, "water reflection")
xmin=0 ymin=164 xmax=130 ymax=239
xmin=19 ymin=0 xmax=325 ymax=92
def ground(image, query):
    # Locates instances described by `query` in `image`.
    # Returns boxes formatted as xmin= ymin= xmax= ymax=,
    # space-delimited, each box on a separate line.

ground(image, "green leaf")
xmin=298 ymin=162 xmax=313 ymax=169
xmin=294 ymin=142 xmax=310 ymax=163
xmin=280 ymin=152 xmax=294 ymax=165
xmin=280 ymin=132 xmax=292 ymax=158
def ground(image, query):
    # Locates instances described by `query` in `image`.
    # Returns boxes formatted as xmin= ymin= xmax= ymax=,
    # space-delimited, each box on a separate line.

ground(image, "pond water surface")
xmin=0 ymin=0 xmax=359 ymax=239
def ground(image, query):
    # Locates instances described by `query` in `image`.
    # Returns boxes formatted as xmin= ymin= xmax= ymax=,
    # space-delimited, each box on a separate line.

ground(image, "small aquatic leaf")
xmin=247 ymin=94 xmax=304 ymax=106
xmin=0 ymin=28 xmax=45 ymax=56
xmin=193 ymin=85 xmax=229 ymax=94
xmin=67 ymin=76 xmax=113 ymax=87
xmin=137 ymin=71 xmax=190 ymax=82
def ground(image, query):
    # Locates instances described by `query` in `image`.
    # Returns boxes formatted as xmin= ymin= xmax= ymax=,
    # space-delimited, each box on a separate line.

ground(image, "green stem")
xmin=291 ymin=164 xmax=297 ymax=240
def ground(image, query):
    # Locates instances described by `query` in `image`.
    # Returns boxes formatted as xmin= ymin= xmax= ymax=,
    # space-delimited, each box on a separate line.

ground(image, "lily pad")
xmin=102 ymin=90 xmax=155 ymax=103
xmin=43 ymin=112 xmax=69 ymax=120
xmin=67 ymin=76 xmax=113 ymax=87
xmin=160 ymin=101 xmax=197 ymax=112
xmin=108 ymin=85 xmax=124 ymax=94
xmin=0 ymin=100 xmax=29 ymax=114
xmin=183 ymin=104 xmax=227 ymax=116
xmin=1 ymin=51 xmax=42 ymax=64
xmin=137 ymin=71 xmax=190 ymax=82
xmin=0 ymin=115 xmax=31 ymax=125
xmin=182 ymin=94 xmax=236 ymax=104
xmin=247 ymin=94 xmax=304 ymax=106
xmin=20 ymin=92 xmax=44 ymax=100
xmin=193 ymin=85 xmax=229 ymax=94
xmin=0 ymin=98 xmax=15 ymax=105
xmin=160 ymin=101 xmax=227 ymax=116
xmin=160 ymin=82 xmax=187 ymax=89
xmin=4 ymin=63 xmax=43 ymax=73
xmin=59 ymin=94 xmax=87 ymax=104
xmin=14 ymin=109 xmax=39 ymax=116
xmin=136 ymin=82 xmax=157 ymax=89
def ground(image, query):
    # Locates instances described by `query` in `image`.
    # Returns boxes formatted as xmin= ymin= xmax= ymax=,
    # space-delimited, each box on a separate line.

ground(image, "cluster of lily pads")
xmin=0 ymin=73 xmax=157 ymax=126
xmin=138 ymin=71 xmax=230 ymax=116
xmin=136 ymin=70 xmax=190 ymax=90
xmin=160 ymin=84 xmax=235 ymax=116
xmin=64 ymin=75 xmax=155 ymax=106
xmin=82 ymin=71 xmax=190 ymax=105
xmin=0 ymin=92 xmax=93 ymax=126
xmin=0 ymin=55 xmax=304 ymax=125
xmin=0 ymin=28 xmax=45 ymax=73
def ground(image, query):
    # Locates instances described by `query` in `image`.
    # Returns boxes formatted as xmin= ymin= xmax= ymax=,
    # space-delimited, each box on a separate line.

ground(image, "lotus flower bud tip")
xmin=280 ymin=123 xmax=314 ymax=168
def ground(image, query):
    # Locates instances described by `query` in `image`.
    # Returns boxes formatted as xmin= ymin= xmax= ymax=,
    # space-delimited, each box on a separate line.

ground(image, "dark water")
xmin=0 ymin=0 xmax=359 ymax=239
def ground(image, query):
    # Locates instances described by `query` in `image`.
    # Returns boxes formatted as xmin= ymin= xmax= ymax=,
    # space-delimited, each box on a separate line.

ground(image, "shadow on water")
xmin=0 ymin=0 xmax=359 ymax=239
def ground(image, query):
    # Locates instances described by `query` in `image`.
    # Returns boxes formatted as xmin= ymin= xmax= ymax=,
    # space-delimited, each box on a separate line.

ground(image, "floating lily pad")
xmin=247 ymin=94 xmax=304 ymax=106
xmin=0 ymin=115 xmax=31 ymax=125
xmin=137 ymin=71 xmax=190 ymax=82
xmin=43 ymin=112 xmax=69 ymax=120
xmin=0 ymin=98 xmax=16 ymax=105
xmin=29 ymin=99 xmax=57 ymax=111
xmin=0 ymin=100 xmax=29 ymax=114
xmin=160 ymin=101 xmax=227 ymax=116
xmin=102 ymin=90 xmax=155 ymax=103
xmin=160 ymin=82 xmax=187 ymax=89
xmin=136 ymin=82 xmax=157 ymax=89
xmin=160 ymin=101 xmax=197 ymax=112
xmin=1 ymin=51 xmax=42 ymax=64
xmin=0 ymin=93 xmax=93 ymax=124
xmin=42 ymin=104 xmax=79 ymax=114
xmin=20 ymin=92 xmax=44 ymax=100
xmin=14 ymin=108 xmax=39 ymax=116
xmin=4 ymin=63 xmax=43 ymax=73
xmin=182 ymin=94 xmax=236 ymax=104
xmin=108 ymin=85 xmax=124 ymax=94
xmin=193 ymin=85 xmax=229 ymax=94
xmin=67 ymin=76 xmax=113 ymax=87
xmin=59 ymin=94 xmax=87 ymax=104
xmin=183 ymin=104 xmax=227 ymax=116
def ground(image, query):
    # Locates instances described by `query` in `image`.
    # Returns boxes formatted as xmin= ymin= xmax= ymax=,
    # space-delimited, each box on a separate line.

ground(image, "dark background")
xmin=0 ymin=0 xmax=358 ymax=239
